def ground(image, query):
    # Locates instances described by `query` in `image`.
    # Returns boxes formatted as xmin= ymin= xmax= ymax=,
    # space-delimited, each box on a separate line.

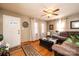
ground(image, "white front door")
xmin=3 ymin=15 xmax=21 ymax=48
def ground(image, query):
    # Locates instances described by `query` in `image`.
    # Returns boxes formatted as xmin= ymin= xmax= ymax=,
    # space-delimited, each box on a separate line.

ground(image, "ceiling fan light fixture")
xmin=47 ymin=14 xmax=52 ymax=17
xmin=42 ymin=8 xmax=59 ymax=18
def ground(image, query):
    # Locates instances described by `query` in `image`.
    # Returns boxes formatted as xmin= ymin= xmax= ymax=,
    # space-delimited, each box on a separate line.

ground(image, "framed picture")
xmin=70 ymin=20 xmax=79 ymax=29
xmin=49 ymin=24 xmax=53 ymax=30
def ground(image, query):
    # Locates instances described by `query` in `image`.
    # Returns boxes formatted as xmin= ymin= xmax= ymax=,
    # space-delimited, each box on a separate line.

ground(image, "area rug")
xmin=22 ymin=45 xmax=41 ymax=56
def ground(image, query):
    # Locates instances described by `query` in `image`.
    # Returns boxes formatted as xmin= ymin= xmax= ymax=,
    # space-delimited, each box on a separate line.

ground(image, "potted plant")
xmin=0 ymin=34 xmax=3 ymax=42
xmin=0 ymin=34 xmax=4 ymax=55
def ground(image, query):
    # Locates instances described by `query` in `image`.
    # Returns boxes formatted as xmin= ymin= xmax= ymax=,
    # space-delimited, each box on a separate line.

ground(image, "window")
xmin=41 ymin=22 xmax=46 ymax=38
xmin=41 ymin=21 xmax=46 ymax=34
xmin=56 ymin=19 xmax=66 ymax=32
xmin=31 ymin=20 xmax=39 ymax=40
xmin=34 ymin=21 xmax=38 ymax=34
xmin=41 ymin=23 xmax=45 ymax=33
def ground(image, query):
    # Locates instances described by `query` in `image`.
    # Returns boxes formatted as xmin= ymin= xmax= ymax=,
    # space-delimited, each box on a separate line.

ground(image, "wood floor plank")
xmin=10 ymin=48 xmax=25 ymax=56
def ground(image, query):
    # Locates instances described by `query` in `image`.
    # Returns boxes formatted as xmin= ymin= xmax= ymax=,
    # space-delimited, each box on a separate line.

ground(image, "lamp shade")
xmin=47 ymin=32 xmax=51 ymax=35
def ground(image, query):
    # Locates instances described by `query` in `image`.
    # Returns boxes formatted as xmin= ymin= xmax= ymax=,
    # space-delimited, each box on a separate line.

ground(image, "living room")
xmin=0 ymin=3 xmax=79 ymax=56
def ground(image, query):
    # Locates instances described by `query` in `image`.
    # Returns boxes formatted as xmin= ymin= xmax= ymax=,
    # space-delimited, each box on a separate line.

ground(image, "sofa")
xmin=51 ymin=31 xmax=79 ymax=44
xmin=52 ymin=31 xmax=79 ymax=56
xmin=52 ymin=41 xmax=79 ymax=56
xmin=59 ymin=31 xmax=79 ymax=37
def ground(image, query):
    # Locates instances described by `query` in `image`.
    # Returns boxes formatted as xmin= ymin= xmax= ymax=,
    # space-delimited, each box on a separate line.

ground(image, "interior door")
xmin=3 ymin=15 xmax=21 ymax=48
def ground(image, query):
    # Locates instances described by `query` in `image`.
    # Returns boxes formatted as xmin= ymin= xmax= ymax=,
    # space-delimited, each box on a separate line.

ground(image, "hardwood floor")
xmin=10 ymin=48 xmax=25 ymax=56
xmin=10 ymin=40 xmax=54 ymax=56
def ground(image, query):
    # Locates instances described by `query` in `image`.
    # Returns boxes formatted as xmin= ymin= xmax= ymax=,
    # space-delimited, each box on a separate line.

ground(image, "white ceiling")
xmin=0 ymin=3 xmax=79 ymax=20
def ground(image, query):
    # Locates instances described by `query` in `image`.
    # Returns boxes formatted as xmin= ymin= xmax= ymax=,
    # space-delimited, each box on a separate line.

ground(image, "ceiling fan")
xmin=42 ymin=8 xmax=59 ymax=18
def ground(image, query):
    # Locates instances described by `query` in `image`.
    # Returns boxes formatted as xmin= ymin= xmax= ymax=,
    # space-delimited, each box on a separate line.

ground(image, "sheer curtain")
xmin=41 ymin=21 xmax=47 ymax=38
xmin=56 ymin=19 xmax=66 ymax=32
xmin=30 ymin=19 xmax=39 ymax=41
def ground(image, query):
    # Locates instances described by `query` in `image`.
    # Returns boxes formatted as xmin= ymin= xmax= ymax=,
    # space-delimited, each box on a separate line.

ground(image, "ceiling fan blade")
xmin=43 ymin=10 xmax=49 ymax=13
xmin=52 ymin=13 xmax=58 ymax=15
xmin=53 ymin=9 xmax=59 ymax=12
xmin=41 ymin=14 xmax=47 ymax=17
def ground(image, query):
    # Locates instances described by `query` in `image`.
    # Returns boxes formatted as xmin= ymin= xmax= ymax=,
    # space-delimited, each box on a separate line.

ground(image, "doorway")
xmin=3 ymin=15 xmax=21 ymax=48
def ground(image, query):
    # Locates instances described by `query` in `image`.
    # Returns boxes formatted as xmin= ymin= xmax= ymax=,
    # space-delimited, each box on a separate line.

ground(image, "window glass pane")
xmin=34 ymin=22 xmax=38 ymax=34
xmin=41 ymin=23 xmax=44 ymax=33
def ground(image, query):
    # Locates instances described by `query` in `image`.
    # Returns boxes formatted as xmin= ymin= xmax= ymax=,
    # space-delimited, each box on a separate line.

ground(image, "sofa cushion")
xmin=65 ymin=37 xmax=79 ymax=47
xmin=65 ymin=38 xmax=72 ymax=43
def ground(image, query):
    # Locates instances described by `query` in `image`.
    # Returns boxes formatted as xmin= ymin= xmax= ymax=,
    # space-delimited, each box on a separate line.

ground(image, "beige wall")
xmin=0 ymin=9 xmax=31 ymax=42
